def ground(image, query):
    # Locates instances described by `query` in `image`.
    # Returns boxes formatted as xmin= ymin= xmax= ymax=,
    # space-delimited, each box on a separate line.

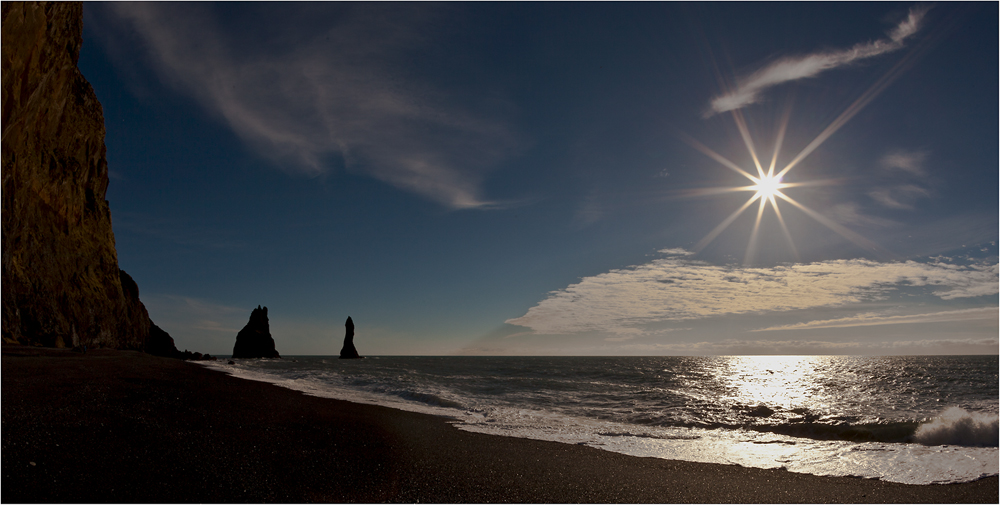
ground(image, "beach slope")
xmin=3 ymin=346 xmax=996 ymax=503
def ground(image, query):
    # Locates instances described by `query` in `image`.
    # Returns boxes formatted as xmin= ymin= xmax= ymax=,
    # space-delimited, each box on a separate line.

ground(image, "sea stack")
xmin=339 ymin=316 xmax=361 ymax=359
xmin=232 ymin=306 xmax=280 ymax=359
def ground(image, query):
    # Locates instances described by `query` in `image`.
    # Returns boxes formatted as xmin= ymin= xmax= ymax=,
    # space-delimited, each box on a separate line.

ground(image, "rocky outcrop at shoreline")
xmin=1 ymin=2 xmax=186 ymax=357
xmin=232 ymin=306 xmax=280 ymax=359
xmin=339 ymin=316 xmax=361 ymax=359
xmin=146 ymin=322 xmax=216 ymax=361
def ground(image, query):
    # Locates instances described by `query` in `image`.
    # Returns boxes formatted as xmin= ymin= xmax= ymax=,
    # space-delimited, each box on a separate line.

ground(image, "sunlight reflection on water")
xmin=712 ymin=356 xmax=837 ymax=416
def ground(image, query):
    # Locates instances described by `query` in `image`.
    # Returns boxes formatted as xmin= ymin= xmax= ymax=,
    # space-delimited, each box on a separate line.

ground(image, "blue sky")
xmin=80 ymin=2 xmax=997 ymax=356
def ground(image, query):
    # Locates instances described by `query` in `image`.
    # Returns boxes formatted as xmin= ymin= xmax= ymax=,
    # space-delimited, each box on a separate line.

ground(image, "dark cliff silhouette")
xmin=232 ymin=306 xmax=280 ymax=359
xmin=339 ymin=316 xmax=362 ymax=359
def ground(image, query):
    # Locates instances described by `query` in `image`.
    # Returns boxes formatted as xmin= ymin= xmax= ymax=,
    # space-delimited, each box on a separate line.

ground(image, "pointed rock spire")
xmin=339 ymin=316 xmax=362 ymax=359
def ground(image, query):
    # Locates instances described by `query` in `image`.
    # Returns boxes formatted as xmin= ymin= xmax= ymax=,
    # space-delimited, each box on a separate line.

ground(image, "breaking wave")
xmin=750 ymin=420 xmax=921 ymax=444
xmin=914 ymin=407 xmax=999 ymax=447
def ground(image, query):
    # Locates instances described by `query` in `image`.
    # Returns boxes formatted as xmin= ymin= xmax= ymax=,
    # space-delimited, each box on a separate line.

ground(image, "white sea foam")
xmin=201 ymin=359 xmax=465 ymax=420
xmin=914 ymin=407 xmax=999 ymax=447
xmin=198 ymin=356 xmax=999 ymax=486
xmin=452 ymin=406 xmax=999 ymax=485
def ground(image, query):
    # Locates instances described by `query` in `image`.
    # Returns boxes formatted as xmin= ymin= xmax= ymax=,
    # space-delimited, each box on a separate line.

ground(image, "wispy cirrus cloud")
xmin=752 ymin=307 xmax=999 ymax=332
xmin=881 ymin=149 xmax=929 ymax=176
xmin=868 ymin=148 xmax=933 ymax=210
xmin=597 ymin=337 xmax=999 ymax=356
xmin=506 ymin=249 xmax=998 ymax=335
xmin=828 ymin=202 xmax=899 ymax=228
xmin=868 ymin=184 xmax=931 ymax=210
xmin=465 ymin=335 xmax=999 ymax=356
xmin=603 ymin=327 xmax=690 ymax=342
xmin=90 ymin=3 xmax=517 ymax=209
xmin=708 ymin=6 xmax=929 ymax=115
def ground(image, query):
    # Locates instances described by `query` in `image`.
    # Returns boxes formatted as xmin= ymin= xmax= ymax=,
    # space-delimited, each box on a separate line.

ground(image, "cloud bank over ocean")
xmin=507 ymin=249 xmax=998 ymax=336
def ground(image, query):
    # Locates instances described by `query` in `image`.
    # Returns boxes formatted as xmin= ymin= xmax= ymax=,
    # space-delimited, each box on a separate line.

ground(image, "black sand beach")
xmin=3 ymin=346 xmax=996 ymax=503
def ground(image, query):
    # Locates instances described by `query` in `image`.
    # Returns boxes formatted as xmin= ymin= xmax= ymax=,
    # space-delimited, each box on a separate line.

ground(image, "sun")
xmin=679 ymin=106 xmax=886 ymax=264
xmin=752 ymin=173 xmax=784 ymax=200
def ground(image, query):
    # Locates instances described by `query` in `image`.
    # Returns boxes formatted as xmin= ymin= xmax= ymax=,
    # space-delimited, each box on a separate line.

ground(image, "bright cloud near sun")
xmin=708 ymin=6 xmax=929 ymax=115
xmin=506 ymin=250 xmax=998 ymax=335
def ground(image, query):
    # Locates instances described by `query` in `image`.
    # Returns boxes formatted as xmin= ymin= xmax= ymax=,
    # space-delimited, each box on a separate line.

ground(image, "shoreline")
xmin=3 ymin=345 xmax=997 ymax=503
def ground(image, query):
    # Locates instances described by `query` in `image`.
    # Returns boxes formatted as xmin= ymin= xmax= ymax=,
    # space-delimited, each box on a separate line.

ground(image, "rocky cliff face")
xmin=1 ymin=2 xmax=171 ymax=352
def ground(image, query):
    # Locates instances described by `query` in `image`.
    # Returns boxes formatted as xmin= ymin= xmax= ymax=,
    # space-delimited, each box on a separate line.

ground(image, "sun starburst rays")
xmin=682 ymin=102 xmax=889 ymax=264
xmin=676 ymin=29 xmax=931 ymax=264
xmin=680 ymin=16 xmax=926 ymax=263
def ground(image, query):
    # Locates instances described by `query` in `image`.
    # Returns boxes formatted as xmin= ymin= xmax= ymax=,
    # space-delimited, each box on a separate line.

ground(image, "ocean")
xmin=203 ymin=355 xmax=998 ymax=485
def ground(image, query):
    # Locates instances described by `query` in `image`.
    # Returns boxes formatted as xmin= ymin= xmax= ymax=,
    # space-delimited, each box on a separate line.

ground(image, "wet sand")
xmin=2 ymin=345 xmax=996 ymax=503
